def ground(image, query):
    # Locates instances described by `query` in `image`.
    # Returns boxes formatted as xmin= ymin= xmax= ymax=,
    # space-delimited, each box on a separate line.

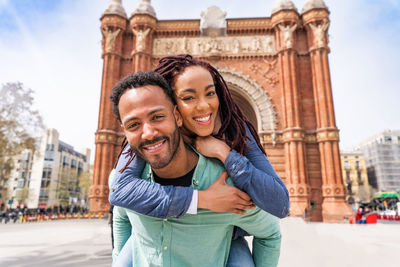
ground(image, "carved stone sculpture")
xmin=132 ymin=28 xmax=150 ymax=52
xmin=200 ymin=6 xmax=227 ymax=37
xmin=309 ymin=19 xmax=329 ymax=48
xmin=278 ymin=23 xmax=297 ymax=48
xmin=102 ymin=27 xmax=121 ymax=53
xmin=153 ymin=35 xmax=276 ymax=56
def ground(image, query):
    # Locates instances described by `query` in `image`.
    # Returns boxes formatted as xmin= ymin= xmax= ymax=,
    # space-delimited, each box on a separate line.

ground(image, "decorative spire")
xmin=132 ymin=0 xmax=156 ymax=18
xmin=102 ymin=0 xmax=127 ymax=18
xmin=302 ymin=0 xmax=328 ymax=13
xmin=271 ymin=0 xmax=298 ymax=15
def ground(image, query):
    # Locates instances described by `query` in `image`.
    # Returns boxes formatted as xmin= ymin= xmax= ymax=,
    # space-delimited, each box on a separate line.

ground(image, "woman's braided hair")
xmin=116 ymin=54 xmax=265 ymax=171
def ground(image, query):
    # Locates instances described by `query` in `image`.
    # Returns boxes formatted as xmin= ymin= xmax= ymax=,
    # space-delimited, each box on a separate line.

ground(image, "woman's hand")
xmin=198 ymin=172 xmax=255 ymax=215
xmin=195 ymin=136 xmax=231 ymax=163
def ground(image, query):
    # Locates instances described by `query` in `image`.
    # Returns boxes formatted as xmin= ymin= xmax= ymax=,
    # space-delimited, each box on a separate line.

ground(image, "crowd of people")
xmin=0 ymin=204 xmax=90 ymax=224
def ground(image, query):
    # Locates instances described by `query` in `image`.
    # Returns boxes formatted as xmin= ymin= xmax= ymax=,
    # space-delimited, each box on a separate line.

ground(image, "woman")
xmin=110 ymin=55 xmax=289 ymax=266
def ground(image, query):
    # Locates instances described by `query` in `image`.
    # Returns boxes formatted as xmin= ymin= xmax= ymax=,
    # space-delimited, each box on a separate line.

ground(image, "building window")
xmin=42 ymin=170 xmax=51 ymax=179
xmin=44 ymin=151 xmax=54 ymax=161
xmin=22 ymin=152 xmax=30 ymax=161
xmin=384 ymin=136 xmax=392 ymax=143
xmin=46 ymin=144 xmax=54 ymax=151
xmin=355 ymin=161 xmax=360 ymax=169
xmin=71 ymin=159 xmax=76 ymax=168
xmin=344 ymin=161 xmax=350 ymax=169
xmin=41 ymin=179 xmax=50 ymax=188
xmin=63 ymin=156 xmax=69 ymax=166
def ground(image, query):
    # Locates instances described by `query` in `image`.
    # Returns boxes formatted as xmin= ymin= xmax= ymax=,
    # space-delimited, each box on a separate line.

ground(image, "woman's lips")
xmin=193 ymin=114 xmax=212 ymax=125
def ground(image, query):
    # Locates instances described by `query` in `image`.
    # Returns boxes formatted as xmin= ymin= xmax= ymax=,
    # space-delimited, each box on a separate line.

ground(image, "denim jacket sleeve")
xmin=224 ymin=125 xmax=289 ymax=218
xmin=108 ymin=144 xmax=194 ymax=219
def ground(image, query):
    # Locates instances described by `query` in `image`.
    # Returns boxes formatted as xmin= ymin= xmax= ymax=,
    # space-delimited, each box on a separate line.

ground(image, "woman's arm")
xmin=109 ymin=144 xmax=254 ymax=218
xmin=109 ymin=144 xmax=193 ymax=218
xmin=195 ymin=125 xmax=290 ymax=218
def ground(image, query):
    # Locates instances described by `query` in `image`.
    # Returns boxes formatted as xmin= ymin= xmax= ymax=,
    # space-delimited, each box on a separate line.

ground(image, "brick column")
xmin=90 ymin=14 xmax=127 ymax=213
xmin=272 ymin=10 xmax=310 ymax=217
xmin=303 ymin=9 xmax=353 ymax=222
xmin=130 ymin=14 xmax=157 ymax=72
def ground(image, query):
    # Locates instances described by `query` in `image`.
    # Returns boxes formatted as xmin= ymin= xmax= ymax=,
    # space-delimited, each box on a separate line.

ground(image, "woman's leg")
xmin=226 ymin=236 xmax=255 ymax=267
xmin=113 ymin=236 xmax=133 ymax=267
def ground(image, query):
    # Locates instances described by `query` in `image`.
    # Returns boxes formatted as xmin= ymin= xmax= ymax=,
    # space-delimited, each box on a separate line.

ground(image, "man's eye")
xmin=153 ymin=115 xmax=164 ymax=120
xmin=127 ymin=122 xmax=139 ymax=129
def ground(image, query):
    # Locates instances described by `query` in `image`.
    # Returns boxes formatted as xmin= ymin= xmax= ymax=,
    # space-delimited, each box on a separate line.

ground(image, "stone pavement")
xmin=0 ymin=219 xmax=112 ymax=267
xmin=1 ymin=217 xmax=399 ymax=267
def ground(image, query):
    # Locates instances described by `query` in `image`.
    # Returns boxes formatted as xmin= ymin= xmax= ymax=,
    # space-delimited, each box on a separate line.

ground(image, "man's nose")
xmin=141 ymin=123 xmax=158 ymax=140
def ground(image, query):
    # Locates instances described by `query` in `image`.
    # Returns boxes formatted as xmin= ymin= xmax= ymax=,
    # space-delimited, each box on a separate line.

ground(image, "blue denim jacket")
xmin=109 ymin=125 xmax=289 ymax=220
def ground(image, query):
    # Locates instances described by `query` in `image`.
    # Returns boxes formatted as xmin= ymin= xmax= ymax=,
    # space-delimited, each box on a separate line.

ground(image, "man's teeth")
xmin=195 ymin=115 xmax=211 ymax=122
xmin=146 ymin=142 xmax=163 ymax=150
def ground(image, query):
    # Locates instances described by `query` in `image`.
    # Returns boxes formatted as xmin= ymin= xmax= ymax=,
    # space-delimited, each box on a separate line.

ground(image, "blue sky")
xmin=1 ymin=0 xmax=400 ymax=161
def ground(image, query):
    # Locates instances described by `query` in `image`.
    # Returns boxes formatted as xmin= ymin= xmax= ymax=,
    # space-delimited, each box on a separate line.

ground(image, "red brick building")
xmin=90 ymin=0 xmax=352 ymax=222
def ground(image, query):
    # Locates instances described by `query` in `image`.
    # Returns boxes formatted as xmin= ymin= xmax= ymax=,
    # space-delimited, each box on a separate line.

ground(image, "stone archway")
xmin=217 ymin=68 xmax=277 ymax=134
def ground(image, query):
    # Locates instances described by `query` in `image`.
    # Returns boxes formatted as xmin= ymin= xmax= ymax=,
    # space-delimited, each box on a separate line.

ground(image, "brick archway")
xmin=217 ymin=68 xmax=277 ymax=134
xmin=93 ymin=2 xmax=353 ymax=222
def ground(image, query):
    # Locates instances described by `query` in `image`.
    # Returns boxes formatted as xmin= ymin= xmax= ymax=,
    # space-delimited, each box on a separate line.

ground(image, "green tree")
xmin=78 ymin=168 xmax=92 ymax=208
xmin=0 ymin=82 xmax=44 ymax=203
xmin=56 ymin=168 xmax=77 ymax=206
xmin=15 ymin=187 xmax=31 ymax=205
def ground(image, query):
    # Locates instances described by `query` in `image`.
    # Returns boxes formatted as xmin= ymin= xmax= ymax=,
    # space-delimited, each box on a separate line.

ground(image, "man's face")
xmin=119 ymin=85 xmax=183 ymax=169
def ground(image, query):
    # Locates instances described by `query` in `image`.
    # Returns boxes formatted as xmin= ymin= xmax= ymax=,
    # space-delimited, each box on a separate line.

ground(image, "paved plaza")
xmin=0 ymin=217 xmax=399 ymax=267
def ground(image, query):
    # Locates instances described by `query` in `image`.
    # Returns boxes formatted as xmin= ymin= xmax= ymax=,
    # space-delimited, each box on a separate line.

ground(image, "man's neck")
xmin=152 ymin=141 xmax=198 ymax=179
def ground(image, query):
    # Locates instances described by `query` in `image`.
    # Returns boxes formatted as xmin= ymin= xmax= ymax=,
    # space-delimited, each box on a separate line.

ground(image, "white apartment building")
xmin=358 ymin=130 xmax=400 ymax=192
xmin=8 ymin=128 xmax=90 ymax=209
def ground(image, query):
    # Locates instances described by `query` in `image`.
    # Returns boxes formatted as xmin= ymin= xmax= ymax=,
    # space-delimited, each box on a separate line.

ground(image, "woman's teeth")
xmin=195 ymin=115 xmax=211 ymax=122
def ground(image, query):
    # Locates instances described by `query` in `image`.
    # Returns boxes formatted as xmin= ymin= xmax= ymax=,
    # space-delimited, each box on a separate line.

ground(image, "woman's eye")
xmin=182 ymin=96 xmax=194 ymax=101
xmin=207 ymin=91 xmax=216 ymax=96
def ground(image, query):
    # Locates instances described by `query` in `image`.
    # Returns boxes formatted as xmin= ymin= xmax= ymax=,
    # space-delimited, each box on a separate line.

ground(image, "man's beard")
xmin=131 ymin=125 xmax=181 ymax=169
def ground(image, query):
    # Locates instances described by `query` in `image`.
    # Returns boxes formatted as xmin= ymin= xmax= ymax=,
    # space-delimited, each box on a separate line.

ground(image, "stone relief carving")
xmin=153 ymin=35 xmax=276 ymax=56
xmin=102 ymin=27 xmax=121 ymax=53
xmin=217 ymin=67 xmax=277 ymax=133
xmin=250 ymin=58 xmax=279 ymax=88
xmin=278 ymin=23 xmax=297 ymax=48
xmin=309 ymin=19 xmax=329 ymax=48
xmin=132 ymin=28 xmax=150 ymax=52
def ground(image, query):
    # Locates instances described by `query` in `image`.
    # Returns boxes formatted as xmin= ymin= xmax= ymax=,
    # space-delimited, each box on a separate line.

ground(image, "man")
xmin=110 ymin=71 xmax=281 ymax=266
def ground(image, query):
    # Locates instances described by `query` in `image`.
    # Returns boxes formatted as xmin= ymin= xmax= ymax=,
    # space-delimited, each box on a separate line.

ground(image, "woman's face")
xmin=173 ymin=66 xmax=220 ymax=137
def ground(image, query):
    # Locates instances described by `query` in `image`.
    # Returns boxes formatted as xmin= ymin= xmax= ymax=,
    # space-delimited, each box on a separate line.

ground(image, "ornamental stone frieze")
xmin=152 ymin=35 xmax=276 ymax=56
xmin=322 ymin=184 xmax=346 ymax=197
xmin=95 ymin=129 xmax=124 ymax=145
xmin=316 ymin=129 xmax=339 ymax=142
xmin=282 ymin=128 xmax=305 ymax=142
xmin=287 ymin=184 xmax=311 ymax=197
